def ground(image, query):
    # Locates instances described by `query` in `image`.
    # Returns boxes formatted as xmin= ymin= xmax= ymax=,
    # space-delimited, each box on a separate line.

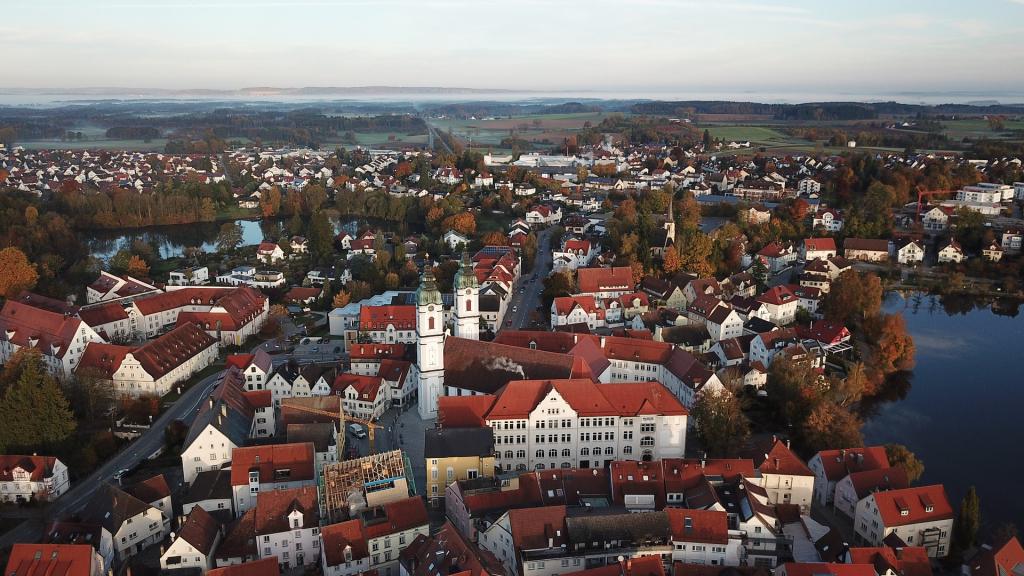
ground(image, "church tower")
xmin=453 ymin=252 xmax=480 ymax=340
xmin=415 ymin=258 xmax=445 ymax=419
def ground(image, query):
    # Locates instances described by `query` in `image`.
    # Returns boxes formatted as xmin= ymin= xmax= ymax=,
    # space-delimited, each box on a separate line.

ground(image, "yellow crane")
xmin=284 ymin=402 xmax=383 ymax=454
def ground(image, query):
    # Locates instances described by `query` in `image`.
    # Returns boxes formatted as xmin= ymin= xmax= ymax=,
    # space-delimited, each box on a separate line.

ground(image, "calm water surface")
xmin=863 ymin=292 xmax=1024 ymax=532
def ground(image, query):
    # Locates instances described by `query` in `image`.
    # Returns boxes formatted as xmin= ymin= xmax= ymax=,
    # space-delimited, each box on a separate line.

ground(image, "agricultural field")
xmin=323 ymin=132 xmax=428 ymax=148
xmin=430 ymin=112 xmax=617 ymax=152
xmin=940 ymin=118 xmax=1024 ymax=141
xmin=18 ymin=138 xmax=169 ymax=151
xmin=705 ymin=125 xmax=790 ymax=142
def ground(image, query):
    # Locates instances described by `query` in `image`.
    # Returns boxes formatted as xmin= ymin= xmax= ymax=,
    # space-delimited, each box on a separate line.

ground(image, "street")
xmin=504 ymin=227 xmax=554 ymax=330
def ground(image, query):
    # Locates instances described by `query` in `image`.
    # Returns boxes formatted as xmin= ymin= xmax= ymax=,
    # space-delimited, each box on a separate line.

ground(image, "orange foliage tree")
xmin=0 ymin=247 xmax=39 ymax=298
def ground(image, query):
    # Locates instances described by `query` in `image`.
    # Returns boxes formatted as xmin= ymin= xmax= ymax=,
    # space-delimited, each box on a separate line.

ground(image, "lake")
xmin=84 ymin=217 xmax=383 ymax=261
xmin=863 ymin=292 xmax=1024 ymax=534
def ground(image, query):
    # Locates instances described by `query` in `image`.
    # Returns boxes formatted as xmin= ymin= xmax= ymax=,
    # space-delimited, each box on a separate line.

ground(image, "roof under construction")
xmin=322 ymin=449 xmax=410 ymax=523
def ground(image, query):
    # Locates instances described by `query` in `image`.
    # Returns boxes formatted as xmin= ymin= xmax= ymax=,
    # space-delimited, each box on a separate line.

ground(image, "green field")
xmin=941 ymin=118 xmax=1024 ymax=140
xmin=430 ymin=112 xmax=617 ymax=151
xmin=18 ymin=138 xmax=169 ymax=151
xmin=706 ymin=126 xmax=790 ymax=142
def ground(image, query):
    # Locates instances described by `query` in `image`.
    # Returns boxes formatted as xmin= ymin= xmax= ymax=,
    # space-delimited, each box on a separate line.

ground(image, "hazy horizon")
xmin=5 ymin=0 xmax=1024 ymax=99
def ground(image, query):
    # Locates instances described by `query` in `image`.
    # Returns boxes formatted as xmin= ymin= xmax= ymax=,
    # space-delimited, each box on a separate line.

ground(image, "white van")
xmin=348 ymin=423 xmax=367 ymax=438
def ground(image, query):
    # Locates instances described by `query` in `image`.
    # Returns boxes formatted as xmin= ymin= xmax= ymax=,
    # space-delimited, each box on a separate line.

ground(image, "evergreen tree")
xmin=0 ymin=351 xmax=76 ymax=451
xmin=956 ymin=486 xmax=981 ymax=550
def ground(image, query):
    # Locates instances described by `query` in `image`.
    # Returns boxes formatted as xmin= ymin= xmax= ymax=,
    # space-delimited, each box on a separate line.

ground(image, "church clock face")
xmin=428 ymin=305 xmax=434 ymax=312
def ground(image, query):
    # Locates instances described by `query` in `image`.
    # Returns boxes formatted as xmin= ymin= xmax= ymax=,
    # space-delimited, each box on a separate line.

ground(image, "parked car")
xmin=348 ymin=423 xmax=367 ymax=439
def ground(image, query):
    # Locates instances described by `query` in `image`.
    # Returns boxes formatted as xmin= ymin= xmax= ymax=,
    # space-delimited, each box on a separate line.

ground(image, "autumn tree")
xmin=269 ymin=304 xmax=289 ymax=318
xmin=801 ymin=402 xmax=864 ymax=454
xmin=822 ymin=270 xmax=883 ymax=327
xmin=827 ymin=362 xmax=868 ymax=408
xmin=766 ymin=353 xmax=825 ymax=427
xmin=307 ymin=212 xmax=335 ymax=264
xmin=0 ymin=247 xmax=39 ymax=298
xmin=522 ymin=232 xmax=539 ymax=270
xmin=24 ymin=205 xmax=39 ymax=226
xmin=199 ymin=197 xmax=216 ymax=222
xmin=332 ymin=290 xmax=351 ymax=309
xmin=691 ymin=389 xmax=750 ymax=457
xmin=885 ymin=444 xmax=925 ymax=483
xmin=442 ymin=212 xmax=477 ymax=236
xmin=260 ymin=185 xmax=282 ymax=217
xmin=64 ymin=367 xmax=115 ymax=427
xmin=865 ymin=313 xmax=916 ymax=374
xmin=126 ymin=255 xmax=150 ymax=278
xmin=676 ymin=230 xmax=715 ymax=278
xmin=481 ymin=230 xmax=509 ymax=247
xmin=661 ymin=245 xmax=682 ymax=275
xmin=385 ymin=272 xmax=400 ymax=290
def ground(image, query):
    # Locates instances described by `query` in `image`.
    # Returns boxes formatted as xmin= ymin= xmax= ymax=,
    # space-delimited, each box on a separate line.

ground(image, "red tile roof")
xmin=176 ymin=506 xmax=221 ymax=555
xmin=509 ymin=505 xmax=567 ymax=550
xmin=230 ymin=443 xmax=315 ymax=487
xmin=0 ymin=455 xmax=61 ymax=482
xmin=485 ymin=379 xmax=687 ymax=420
xmin=4 ymin=543 xmax=97 ymax=576
xmin=438 ymin=396 xmax=496 ymax=427
xmin=332 ymin=373 xmax=385 ymax=401
xmin=758 ymin=439 xmax=813 ymax=476
xmin=252 ymin=486 xmax=319 ymax=535
xmin=360 ymin=305 xmax=416 ymax=331
xmin=577 ymin=266 xmax=634 ymax=294
xmin=757 ymin=285 xmax=797 ymax=306
xmin=780 ymin=563 xmax=877 ymax=576
xmin=804 ymin=238 xmax=837 ymax=252
xmin=666 ymin=508 xmax=729 ymax=544
xmin=848 ymin=546 xmax=932 ymax=576
xmin=77 ymin=301 xmax=128 ymax=327
xmin=553 ymin=295 xmax=600 ymax=316
xmin=871 ymin=485 xmax=953 ymax=527
xmin=814 ymin=446 xmax=890 ymax=481
xmin=0 ymin=296 xmax=87 ymax=359
xmin=77 ymin=322 xmax=217 ymax=381
xmin=322 ymin=497 xmax=428 ymax=566
xmin=970 ymin=536 xmax=1024 ymax=576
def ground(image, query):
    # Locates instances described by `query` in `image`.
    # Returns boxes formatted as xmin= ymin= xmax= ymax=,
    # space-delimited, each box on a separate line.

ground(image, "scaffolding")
xmin=321 ymin=449 xmax=408 ymax=523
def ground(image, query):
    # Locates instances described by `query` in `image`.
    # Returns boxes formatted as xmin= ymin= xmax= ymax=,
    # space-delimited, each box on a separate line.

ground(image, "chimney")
xmin=786 ymin=439 xmax=791 ymax=449
xmin=220 ymin=404 xmax=227 ymax=417
xmin=771 ymin=434 xmax=777 ymax=444
xmin=208 ymin=397 xmax=214 ymax=409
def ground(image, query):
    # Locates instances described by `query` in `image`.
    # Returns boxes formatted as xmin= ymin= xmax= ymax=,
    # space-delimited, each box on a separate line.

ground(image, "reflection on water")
xmin=864 ymin=293 xmax=1024 ymax=534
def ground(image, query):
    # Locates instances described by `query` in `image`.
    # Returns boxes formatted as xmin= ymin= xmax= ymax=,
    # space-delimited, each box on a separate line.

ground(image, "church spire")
xmin=454 ymin=251 xmax=478 ymax=291
xmin=416 ymin=254 xmax=442 ymax=306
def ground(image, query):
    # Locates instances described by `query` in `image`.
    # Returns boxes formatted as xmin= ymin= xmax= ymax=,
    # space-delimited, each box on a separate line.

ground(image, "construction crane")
xmin=284 ymin=401 xmax=383 ymax=455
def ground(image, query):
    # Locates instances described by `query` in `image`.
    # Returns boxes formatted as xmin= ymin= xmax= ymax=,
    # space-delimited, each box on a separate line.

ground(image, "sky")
xmin=4 ymin=0 xmax=1024 ymax=99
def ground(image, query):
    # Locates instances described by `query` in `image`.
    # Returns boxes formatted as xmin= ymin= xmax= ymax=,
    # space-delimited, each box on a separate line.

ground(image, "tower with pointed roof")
xmin=415 ymin=257 xmax=445 ymax=419
xmin=452 ymin=252 xmax=480 ymax=341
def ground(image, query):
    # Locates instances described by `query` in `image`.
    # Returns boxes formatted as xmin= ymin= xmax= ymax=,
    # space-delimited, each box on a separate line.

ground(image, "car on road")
xmin=113 ymin=469 xmax=130 ymax=485
xmin=348 ymin=423 xmax=367 ymax=438
xmin=512 ymin=306 xmax=518 ymax=312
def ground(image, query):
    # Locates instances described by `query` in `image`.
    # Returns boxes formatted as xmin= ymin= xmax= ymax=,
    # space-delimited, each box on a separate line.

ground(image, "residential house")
xmin=86 ymin=271 xmax=160 ymax=304
xmin=424 ymin=427 xmax=496 ymax=505
xmin=160 ymin=506 xmax=222 ymax=573
xmin=686 ymin=295 xmax=743 ymax=341
xmin=444 ymin=230 xmax=470 ymax=251
xmin=896 ymin=239 xmax=926 ymax=265
xmin=320 ymin=496 xmax=430 ymax=576
xmin=209 ymin=557 xmax=280 ymax=576
xmin=802 ymin=238 xmax=837 ymax=262
xmin=966 ymin=536 xmax=1024 ymax=576
xmin=937 ymin=240 xmax=965 ymax=264
xmin=758 ymin=243 xmax=798 ymax=274
xmin=807 ymin=447 xmax=890 ymax=507
xmin=577 ymin=267 xmax=635 ymax=299
xmin=4 ymin=544 xmax=105 ymax=576
xmin=182 ymin=469 xmax=233 ymax=517
xmin=399 ymin=521 xmax=505 ymax=576
xmin=0 ymin=293 xmax=105 ymax=378
xmin=230 ymin=443 xmax=317 ymax=515
xmin=921 ymin=207 xmax=951 ymax=232
xmin=982 ymin=241 xmax=1004 ymax=262
xmin=333 ymin=373 xmax=390 ymax=421
xmin=0 ymin=455 xmax=70 ymax=504
xmin=813 ymin=208 xmax=844 ymax=232
xmin=180 ymin=366 xmax=275 ymax=484
xmin=76 ymin=322 xmax=219 ymax=397
xmin=169 ymin=266 xmax=211 ymax=286
xmin=1001 ymin=229 xmax=1022 ymax=253
xmin=853 ymin=485 xmax=954 ymax=557
xmin=834 ymin=467 xmax=909 ymax=520
xmin=751 ymin=438 xmax=815 ymax=513
xmin=84 ymin=483 xmax=169 ymax=561
xmin=257 ymin=243 xmax=285 ymax=264
xmin=248 ymin=486 xmax=321 ymax=570
xmin=551 ymin=295 xmax=605 ymax=330
xmin=844 ymin=239 xmax=890 ymax=262
xmin=40 ymin=522 xmax=114 ymax=574
xmin=756 ymin=286 xmax=798 ymax=326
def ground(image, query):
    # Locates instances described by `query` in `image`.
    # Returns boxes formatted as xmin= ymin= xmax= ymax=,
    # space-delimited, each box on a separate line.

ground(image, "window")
xmin=640 ymin=436 xmax=655 ymax=446
xmin=536 ymin=450 xmax=545 ymax=458
xmin=580 ymin=448 xmax=590 ymax=456
xmin=623 ymin=446 xmax=632 ymax=455
xmin=548 ymin=449 xmax=557 ymax=458
xmin=562 ymin=449 xmax=571 ymax=457
xmin=640 ymin=423 xmax=655 ymax=432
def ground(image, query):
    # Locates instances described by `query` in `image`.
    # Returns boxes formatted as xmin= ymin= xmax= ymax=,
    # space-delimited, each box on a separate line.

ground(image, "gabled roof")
xmin=442 ymin=337 xmax=580 ymax=395
xmin=758 ymin=439 xmax=813 ymax=477
xmin=813 ymin=446 xmax=890 ymax=481
xmin=577 ymin=266 xmax=634 ymax=294
xmin=82 ymin=483 xmax=157 ymax=534
xmin=208 ymin=556 xmax=280 ymax=576
xmin=0 ymin=455 xmax=60 ymax=482
xmin=425 ymin=427 xmax=494 ymax=459
xmin=871 ymin=484 xmax=953 ymax=527
xmin=666 ymin=508 xmax=729 ymax=544
xmin=321 ymin=496 xmax=428 ymax=566
xmin=4 ymin=543 xmax=97 ymax=576
xmin=970 ymin=536 xmax=1024 ymax=576
xmin=252 ymin=486 xmax=319 ymax=535
xmin=176 ymin=506 xmax=221 ymax=556
xmin=229 ymin=443 xmax=315 ymax=487
xmin=0 ymin=294 xmax=88 ymax=359
xmin=848 ymin=546 xmax=932 ymax=576
xmin=125 ymin=474 xmax=171 ymax=505
xmin=848 ymin=467 xmax=909 ymax=499
xmin=510 ymin=505 xmax=568 ymax=550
